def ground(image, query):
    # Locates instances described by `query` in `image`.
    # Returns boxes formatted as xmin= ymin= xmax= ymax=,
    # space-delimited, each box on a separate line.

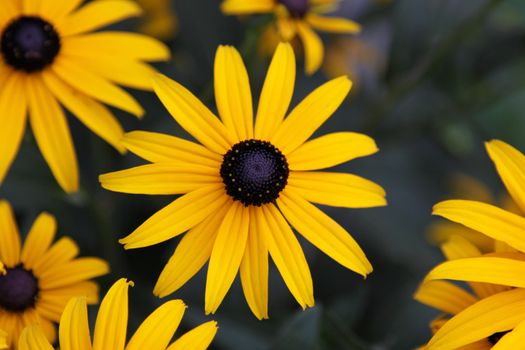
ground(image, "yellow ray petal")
xmin=18 ymin=326 xmax=53 ymax=350
xmin=42 ymin=70 xmax=125 ymax=153
xmin=424 ymin=257 xmax=525 ymax=287
xmin=93 ymin=279 xmax=133 ymax=350
xmin=492 ymin=320 xmax=525 ymax=350
xmin=59 ymin=297 xmax=92 ymax=350
xmin=414 ymin=280 xmax=477 ymax=315
xmin=165 ymin=321 xmax=218 ymax=350
xmin=433 ymin=200 xmax=525 ymax=253
xmin=39 ymin=257 xmax=109 ymax=289
xmin=240 ymin=207 xmax=269 ymax=320
xmin=296 ymin=21 xmax=324 ymax=75
xmin=271 ymin=76 xmax=351 ymax=154
xmin=427 ymin=288 xmax=525 ymax=350
xmin=21 ymin=212 xmax=56 ymax=270
xmin=262 ymin=204 xmax=314 ymax=308
xmin=100 ymin=164 xmax=221 ymax=195
xmin=0 ymin=200 xmax=21 ymax=267
xmin=288 ymin=171 xmax=386 ymax=208
xmin=152 ymin=74 xmax=234 ymax=154
xmin=154 ymin=204 xmax=230 ymax=298
xmin=221 ymin=0 xmax=275 ymax=14
xmin=0 ymin=73 xmax=27 ymax=185
xmin=27 ymin=76 xmax=79 ymax=193
xmin=37 ymin=281 xmax=99 ymax=320
xmin=254 ymin=42 xmax=296 ymax=140
xmin=0 ymin=1 xmax=21 ymax=25
xmin=35 ymin=0 xmax=81 ymax=21
xmin=205 ymin=202 xmax=250 ymax=314
xmin=306 ymin=14 xmax=361 ymax=33
xmin=214 ymin=45 xmax=253 ymax=140
xmin=122 ymin=131 xmax=221 ymax=166
xmin=51 ymin=56 xmax=144 ymax=117
xmin=0 ymin=328 xmax=7 ymax=349
xmin=277 ymin=188 xmax=372 ymax=276
xmin=119 ymin=185 xmax=228 ymax=249
xmin=486 ymin=140 xmax=525 ymax=214
xmin=32 ymin=237 xmax=79 ymax=276
xmin=59 ymin=0 xmax=142 ymax=36
xmin=21 ymin=0 xmax=40 ymax=16
xmin=287 ymin=132 xmax=378 ymax=171
xmin=126 ymin=300 xmax=186 ymax=350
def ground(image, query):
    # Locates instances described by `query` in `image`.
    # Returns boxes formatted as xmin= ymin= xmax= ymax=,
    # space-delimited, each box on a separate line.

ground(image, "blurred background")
xmin=1 ymin=0 xmax=524 ymax=348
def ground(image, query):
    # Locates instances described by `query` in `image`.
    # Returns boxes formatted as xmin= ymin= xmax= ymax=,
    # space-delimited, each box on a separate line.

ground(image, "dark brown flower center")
xmin=279 ymin=0 xmax=310 ymax=17
xmin=220 ymin=139 xmax=289 ymax=206
xmin=1 ymin=16 xmax=61 ymax=72
xmin=0 ymin=265 xmax=39 ymax=312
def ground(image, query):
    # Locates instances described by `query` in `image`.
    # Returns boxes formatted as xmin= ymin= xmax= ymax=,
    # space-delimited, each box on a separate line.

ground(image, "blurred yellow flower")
xmin=0 ymin=200 xmax=108 ymax=348
xmin=0 ymin=330 xmax=6 ymax=349
xmin=17 ymin=279 xmax=218 ymax=350
xmin=100 ymin=42 xmax=386 ymax=319
xmin=136 ymin=0 xmax=178 ymax=40
xmin=222 ymin=0 xmax=360 ymax=74
xmin=0 ymin=0 xmax=170 ymax=192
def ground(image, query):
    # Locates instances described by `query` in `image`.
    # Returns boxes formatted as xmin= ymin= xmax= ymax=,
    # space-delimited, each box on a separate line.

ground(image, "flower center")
xmin=220 ymin=139 xmax=289 ymax=206
xmin=488 ymin=331 xmax=509 ymax=345
xmin=1 ymin=16 xmax=61 ymax=72
xmin=278 ymin=0 xmax=310 ymax=17
xmin=0 ymin=265 xmax=39 ymax=312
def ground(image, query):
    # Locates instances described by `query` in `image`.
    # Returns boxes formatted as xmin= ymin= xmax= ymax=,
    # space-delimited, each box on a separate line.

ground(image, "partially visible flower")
xmin=18 ymin=279 xmax=218 ymax=350
xmin=0 ymin=199 xmax=108 ymax=348
xmin=0 ymin=330 xmax=6 ymax=349
xmin=136 ymin=0 xmax=178 ymax=40
xmin=222 ymin=0 xmax=360 ymax=74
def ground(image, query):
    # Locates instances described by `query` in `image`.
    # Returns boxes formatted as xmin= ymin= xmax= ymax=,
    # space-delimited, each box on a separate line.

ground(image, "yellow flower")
xmin=416 ymin=140 xmax=525 ymax=349
xmin=221 ymin=0 xmax=361 ymax=74
xmin=0 ymin=0 xmax=170 ymax=192
xmin=136 ymin=0 xmax=178 ymax=40
xmin=0 ymin=330 xmax=6 ymax=349
xmin=100 ymin=42 xmax=386 ymax=319
xmin=0 ymin=199 xmax=109 ymax=348
xmin=17 ymin=279 xmax=218 ymax=350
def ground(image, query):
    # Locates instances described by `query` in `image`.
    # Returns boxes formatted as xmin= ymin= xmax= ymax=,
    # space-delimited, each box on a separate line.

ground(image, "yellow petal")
xmin=486 ymin=140 xmax=525 ymax=214
xmin=93 ymin=279 xmax=133 ymax=350
xmin=36 ymin=281 xmax=100 ymax=320
xmin=126 ymin=300 xmax=186 ymax=350
xmin=205 ymin=202 xmax=249 ymax=314
xmin=34 ymin=0 xmax=81 ymax=21
xmin=428 ymin=221 xmax=494 ymax=254
xmin=271 ymin=76 xmax=351 ymax=154
xmin=427 ymin=288 xmax=525 ymax=350
xmin=0 ymin=328 xmax=7 ymax=349
xmin=18 ymin=326 xmax=53 ymax=350
xmin=277 ymin=16 xmax=297 ymax=41
xmin=100 ymin=164 xmax=221 ymax=195
xmin=277 ymin=188 xmax=372 ymax=276
xmin=306 ymin=14 xmax=361 ymax=33
xmin=39 ymin=257 xmax=109 ymax=289
xmin=287 ymin=132 xmax=378 ymax=171
xmin=240 ymin=207 xmax=269 ymax=320
xmin=296 ymin=21 xmax=324 ymax=75
xmin=433 ymin=200 xmax=525 ymax=253
xmin=154 ymin=203 xmax=230 ymax=297
xmin=0 ymin=73 xmax=27 ymax=185
xmin=21 ymin=212 xmax=56 ymax=270
xmin=414 ymin=280 xmax=477 ymax=315
xmin=214 ymin=45 xmax=253 ymax=140
xmin=0 ymin=200 xmax=21 ymax=267
xmin=42 ymin=70 xmax=125 ymax=153
xmin=119 ymin=185 xmax=228 ymax=249
xmin=59 ymin=297 xmax=92 ymax=350
xmin=262 ymin=204 xmax=314 ymax=308
xmin=122 ymin=130 xmax=221 ymax=166
xmin=152 ymin=74 xmax=233 ymax=154
xmin=288 ymin=171 xmax=386 ymax=208
xmin=221 ymin=0 xmax=274 ymax=14
xmin=254 ymin=42 xmax=295 ymax=140
xmin=0 ymin=1 xmax=21 ymax=26
xmin=492 ymin=320 xmax=525 ymax=350
xmin=59 ymin=0 xmax=142 ymax=36
xmin=32 ymin=237 xmax=79 ymax=276
xmin=27 ymin=76 xmax=79 ymax=193
xmin=165 ymin=321 xmax=218 ymax=350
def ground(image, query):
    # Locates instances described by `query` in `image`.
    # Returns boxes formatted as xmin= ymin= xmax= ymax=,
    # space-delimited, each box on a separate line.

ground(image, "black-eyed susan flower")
xmin=416 ymin=140 xmax=525 ymax=349
xmin=221 ymin=0 xmax=361 ymax=74
xmin=100 ymin=42 xmax=386 ymax=319
xmin=0 ymin=0 xmax=170 ymax=192
xmin=17 ymin=278 xmax=218 ymax=350
xmin=0 ymin=199 xmax=108 ymax=348
xmin=0 ymin=330 xmax=6 ymax=349
xmin=136 ymin=0 xmax=178 ymax=40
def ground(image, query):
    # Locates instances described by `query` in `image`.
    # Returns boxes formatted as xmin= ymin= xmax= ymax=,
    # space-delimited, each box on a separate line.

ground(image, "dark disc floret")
xmin=220 ymin=139 xmax=289 ymax=206
xmin=278 ymin=0 xmax=310 ymax=17
xmin=1 ymin=16 xmax=61 ymax=72
xmin=0 ymin=265 xmax=39 ymax=312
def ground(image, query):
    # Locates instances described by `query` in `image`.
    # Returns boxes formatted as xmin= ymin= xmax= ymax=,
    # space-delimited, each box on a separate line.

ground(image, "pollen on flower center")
xmin=278 ymin=0 xmax=310 ymax=17
xmin=220 ymin=139 xmax=289 ymax=206
xmin=0 ymin=265 xmax=39 ymax=312
xmin=1 ymin=16 xmax=61 ymax=72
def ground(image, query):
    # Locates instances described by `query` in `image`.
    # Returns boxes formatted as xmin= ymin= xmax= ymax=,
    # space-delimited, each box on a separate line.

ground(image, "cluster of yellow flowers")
xmin=0 ymin=0 xmax=521 ymax=349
